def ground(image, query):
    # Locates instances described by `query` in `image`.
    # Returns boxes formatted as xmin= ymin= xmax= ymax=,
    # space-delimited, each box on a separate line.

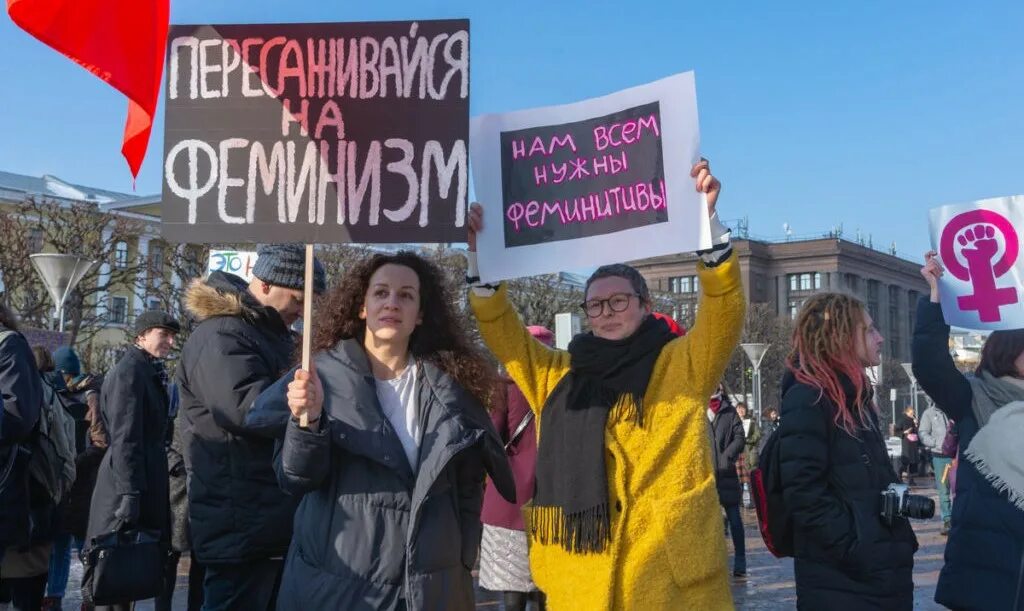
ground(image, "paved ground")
xmin=48 ymin=484 xmax=948 ymax=610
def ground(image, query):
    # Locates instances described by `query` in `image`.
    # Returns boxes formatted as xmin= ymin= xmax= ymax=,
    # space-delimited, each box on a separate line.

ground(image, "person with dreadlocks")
xmin=777 ymin=293 xmax=917 ymax=610
xmin=466 ymin=159 xmax=745 ymax=610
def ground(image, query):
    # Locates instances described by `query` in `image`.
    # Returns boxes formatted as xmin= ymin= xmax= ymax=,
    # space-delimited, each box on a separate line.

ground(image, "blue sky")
xmin=2 ymin=1 xmax=1022 ymax=261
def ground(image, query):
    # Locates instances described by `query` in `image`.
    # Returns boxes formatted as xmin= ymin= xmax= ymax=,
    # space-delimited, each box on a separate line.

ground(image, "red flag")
xmin=7 ymin=0 xmax=170 ymax=180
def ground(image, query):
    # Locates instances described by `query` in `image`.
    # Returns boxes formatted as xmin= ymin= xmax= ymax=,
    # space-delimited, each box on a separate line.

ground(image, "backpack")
xmin=31 ymin=376 xmax=78 ymax=504
xmin=749 ymin=424 xmax=794 ymax=558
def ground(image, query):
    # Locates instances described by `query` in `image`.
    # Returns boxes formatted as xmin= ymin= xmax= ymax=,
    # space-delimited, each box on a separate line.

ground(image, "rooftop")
xmin=0 ymin=170 xmax=158 ymax=210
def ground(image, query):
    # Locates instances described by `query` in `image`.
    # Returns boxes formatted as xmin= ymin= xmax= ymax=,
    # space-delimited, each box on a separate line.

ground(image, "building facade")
xmin=630 ymin=237 xmax=930 ymax=362
xmin=0 ymin=171 xmax=202 ymax=364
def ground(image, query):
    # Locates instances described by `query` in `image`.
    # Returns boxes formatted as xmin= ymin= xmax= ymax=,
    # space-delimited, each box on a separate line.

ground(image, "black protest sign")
xmin=498 ymin=101 xmax=667 ymax=248
xmin=161 ymin=20 xmax=469 ymax=244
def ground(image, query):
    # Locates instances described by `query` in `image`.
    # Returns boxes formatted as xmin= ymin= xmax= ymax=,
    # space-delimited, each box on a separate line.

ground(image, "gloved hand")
xmin=114 ymin=493 xmax=140 ymax=527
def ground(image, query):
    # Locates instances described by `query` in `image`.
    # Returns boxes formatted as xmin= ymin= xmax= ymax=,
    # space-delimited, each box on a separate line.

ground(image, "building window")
xmin=147 ymin=299 xmax=161 ymax=311
xmin=668 ymin=275 xmax=698 ymax=294
xmin=788 ymin=299 xmax=803 ymax=319
xmin=789 ymin=273 xmax=818 ymax=292
xmin=110 ymin=296 xmax=128 ymax=324
xmin=27 ymin=227 xmax=44 ymax=253
xmin=115 ymin=241 xmax=129 ymax=269
xmin=150 ymin=242 xmax=164 ymax=273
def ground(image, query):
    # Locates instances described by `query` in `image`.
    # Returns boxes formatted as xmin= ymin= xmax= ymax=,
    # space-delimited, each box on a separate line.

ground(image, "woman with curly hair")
xmin=246 ymin=251 xmax=515 ymax=611
xmin=777 ymin=292 xmax=917 ymax=610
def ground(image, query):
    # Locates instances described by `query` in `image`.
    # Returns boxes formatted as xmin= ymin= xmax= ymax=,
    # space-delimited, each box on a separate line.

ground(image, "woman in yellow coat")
xmin=466 ymin=160 xmax=746 ymax=610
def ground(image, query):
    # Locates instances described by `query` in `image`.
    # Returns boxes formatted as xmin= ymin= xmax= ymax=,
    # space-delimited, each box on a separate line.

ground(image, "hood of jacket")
xmin=185 ymin=271 xmax=290 ymax=337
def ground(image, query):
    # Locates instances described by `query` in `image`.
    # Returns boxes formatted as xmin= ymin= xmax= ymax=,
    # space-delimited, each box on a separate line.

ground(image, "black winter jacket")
xmin=176 ymin=271 xmax=298 ymax=563
xmin=86 ymin=346 xmax=170 ymax=544
xmin=912 ymin=298 xmax=1024 ymax=611
xmin=709 ymin=403 xmax=745 ymax=506
xmin=245 ymin=339 xmax=516 ymax=611
xmin=0 ymin=327 xmax=42 ymax=547
xmin=778 ymin=371 xmax=917 ymax=611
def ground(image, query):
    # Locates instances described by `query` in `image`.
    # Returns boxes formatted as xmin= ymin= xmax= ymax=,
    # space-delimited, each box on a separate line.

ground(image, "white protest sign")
xmin=929 ymin=195 xmax=1024 ymax=330
xmin=207 ymin=250 xmax=258 ymax=282
xmin=470 ymin=72 xmax=708 ymax=282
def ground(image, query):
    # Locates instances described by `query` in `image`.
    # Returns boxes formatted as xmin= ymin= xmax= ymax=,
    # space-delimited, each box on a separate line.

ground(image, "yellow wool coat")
xmin=470 ymin=255 xmax=746 ymax=611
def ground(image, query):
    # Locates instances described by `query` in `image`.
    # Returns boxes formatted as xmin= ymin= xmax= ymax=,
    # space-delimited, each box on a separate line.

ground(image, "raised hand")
xmin=921 ymin=250 xmax=944 ymax=303
xmin=690 ymin=158 xmax=721 ymax=217
xmin=467 ymin=202 xmax=484 ymax=253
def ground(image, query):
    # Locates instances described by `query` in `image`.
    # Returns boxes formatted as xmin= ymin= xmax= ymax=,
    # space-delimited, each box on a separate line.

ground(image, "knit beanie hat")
xmin=252 ymin=244 xmax=327 ymax=294
xmin=53 ymin=345 xmax=81 ymax=377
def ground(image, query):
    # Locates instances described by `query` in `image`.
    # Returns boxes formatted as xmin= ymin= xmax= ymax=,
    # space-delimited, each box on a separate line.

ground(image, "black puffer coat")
xmin=0 ymin=327 xmax=42 ymax=547
xmin=176 ymin=271 xmax=298 ymax=563
xmin=86 ymin=346 xmax=170 ymax=544
xmin=245 ymin=339 xmax=516 ymax=611
xmin=709 ymin=402 xmax=745 ymax=506
xmin=778 ymin=371 xmax=917 ymax=611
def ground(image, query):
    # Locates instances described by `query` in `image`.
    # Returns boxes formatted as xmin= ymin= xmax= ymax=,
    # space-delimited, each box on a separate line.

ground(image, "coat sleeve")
xmin=0 ymin=332 xmax=42 ymax=444
xmin=778 ymin=391 xmax=855 ymax=563
xmin=660 ymin=255 xmax=746 ymax=401
xmin=104 ymin=365 xmax=148 ymax=495
xmin=746 ymin=421 xmax=762 ymax=449
xmin=455 ymin=449 xmax=487 ymax=571
xmin=724 ymin=414 xmax=746 ymax=464
xmin=918 ymin=410 xmax=942 ymax=451
xmin=911 ymin=298 xmax=972 ymax=422
xmin=470 ymin=283 xmax=571 ymax=420
xmin=277 ymin=416 xmax=331 ymax=496
xmin=187 ymin=326 xmax=280 ymax=437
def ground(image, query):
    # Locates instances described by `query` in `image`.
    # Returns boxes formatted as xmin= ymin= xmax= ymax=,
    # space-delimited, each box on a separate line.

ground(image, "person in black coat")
xmin=0 ymin=304 xmax=43 ymax=557
xmin=895 ymin=406 xmax=921 ymax=485
xmin=85 ymin=310 xmax=181 ymax=611
xmin=176 ymin=244 xmax=325 ymax=611
xmin=245 ymin=251 xmax=515 ymax=611
xmin=708 ymin=384 xmax=746 ymax=576
xmin=778 ymin=292 xmax=917 ymax=611
xmin=913 ymin=251 xmax=1024 ymax=611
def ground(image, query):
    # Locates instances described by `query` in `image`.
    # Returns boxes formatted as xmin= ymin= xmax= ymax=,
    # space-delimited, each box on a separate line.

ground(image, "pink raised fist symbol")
xmin=939 ymin=210 xmax=1019 ymax=323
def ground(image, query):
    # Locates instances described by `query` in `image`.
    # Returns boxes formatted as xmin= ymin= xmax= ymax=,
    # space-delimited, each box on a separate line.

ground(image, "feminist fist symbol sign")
xmin=939 ymin=209 xmax=1019 ymax=322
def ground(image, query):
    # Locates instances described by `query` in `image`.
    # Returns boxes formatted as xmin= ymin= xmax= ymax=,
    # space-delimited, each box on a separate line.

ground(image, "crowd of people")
xmin=0 ymin=160 xmax=1021 ymax=610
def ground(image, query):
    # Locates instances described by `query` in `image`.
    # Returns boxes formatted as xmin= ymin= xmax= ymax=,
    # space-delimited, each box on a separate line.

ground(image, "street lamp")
xmin=29 ymin=254 xmax=98 ymax=334
xmin=740 ymin=343 xmax=769 ymax=422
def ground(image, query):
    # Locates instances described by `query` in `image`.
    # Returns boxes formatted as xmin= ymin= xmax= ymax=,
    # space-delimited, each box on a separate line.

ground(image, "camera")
xmin=880 ymin=483 xmax=935 ymax=526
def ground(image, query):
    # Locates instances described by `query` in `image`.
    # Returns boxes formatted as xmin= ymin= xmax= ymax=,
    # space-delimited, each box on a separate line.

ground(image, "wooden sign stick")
xmin=299 ymin=244 xmax=314 ymax=428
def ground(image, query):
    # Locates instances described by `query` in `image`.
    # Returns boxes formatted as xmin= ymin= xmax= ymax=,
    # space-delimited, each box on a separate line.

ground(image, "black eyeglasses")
xmin=581 ymin=293 xmax=640 ymax=318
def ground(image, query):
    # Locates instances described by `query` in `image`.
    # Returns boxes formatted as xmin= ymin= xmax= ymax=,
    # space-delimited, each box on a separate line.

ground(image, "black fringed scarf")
xmin=531 ymin=315 xmax=676 ymax=554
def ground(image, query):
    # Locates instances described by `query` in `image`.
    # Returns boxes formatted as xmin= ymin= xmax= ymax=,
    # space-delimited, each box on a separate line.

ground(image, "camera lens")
xmin=902 ymin=494 xmax=936 ymax=520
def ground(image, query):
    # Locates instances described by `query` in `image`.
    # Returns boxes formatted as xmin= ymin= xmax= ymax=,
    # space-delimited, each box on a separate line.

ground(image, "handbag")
xmin=81 ymin=527 xmax=167 ymax=604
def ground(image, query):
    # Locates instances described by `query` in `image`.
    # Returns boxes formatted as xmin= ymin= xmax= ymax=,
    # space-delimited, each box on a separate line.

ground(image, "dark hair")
xmin=32 ymin=346 xmax=54 ymax=372
xmin=977 ymin=329 xmax=1024 ymax=378
xmin=735 ymin=402 xmax=748 ymax=411
xmin=585 ymin=264 xmax=651 ymax=305
xmin=0 ymin=303 xmax=19 ymax=333
xmin=310 ymin=251 xmax=498 ymax=408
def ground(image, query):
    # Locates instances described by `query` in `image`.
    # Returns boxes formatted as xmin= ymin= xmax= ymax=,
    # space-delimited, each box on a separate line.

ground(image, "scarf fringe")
xmin=609 ymin=393 xmax=644 ymax=427
xmin=964 ymin=448 xmax=1024 ymax=513
xmin=529 ymin=504 xmax=612 ymax=554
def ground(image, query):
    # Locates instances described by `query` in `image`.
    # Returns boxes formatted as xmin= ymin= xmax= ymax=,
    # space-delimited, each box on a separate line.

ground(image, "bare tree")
xmin=0 ymin=197 xmax=147 ymax=347
xmin=720 ymin=303 xmax=795 ymax=415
